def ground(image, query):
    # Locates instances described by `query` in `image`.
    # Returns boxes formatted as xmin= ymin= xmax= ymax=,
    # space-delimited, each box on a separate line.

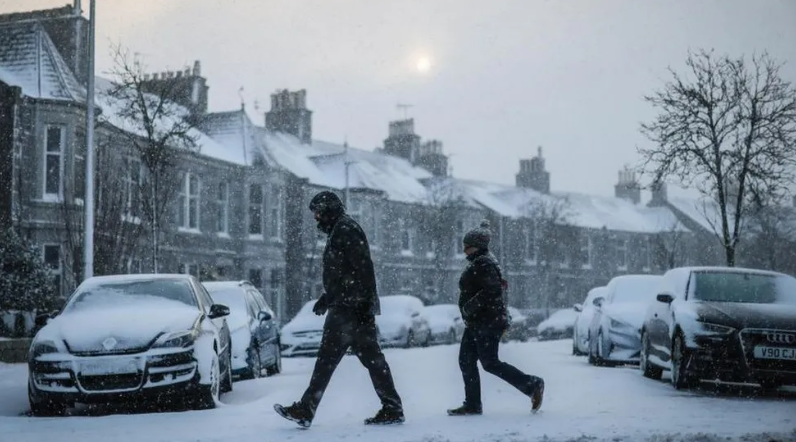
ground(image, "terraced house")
xmin=14 ymin=3 xmax=787 ymax=325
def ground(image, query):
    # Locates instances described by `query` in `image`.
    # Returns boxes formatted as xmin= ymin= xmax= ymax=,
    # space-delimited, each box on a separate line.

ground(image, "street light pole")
xmin=83 ymin=0 xmax=96 ymax=280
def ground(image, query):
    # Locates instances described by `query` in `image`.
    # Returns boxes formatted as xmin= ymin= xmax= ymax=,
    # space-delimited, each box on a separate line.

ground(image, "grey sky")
xmin=3 ymin=0 xmax=795 ymax=199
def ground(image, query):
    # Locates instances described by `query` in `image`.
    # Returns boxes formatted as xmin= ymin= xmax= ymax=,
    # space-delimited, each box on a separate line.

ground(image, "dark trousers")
xmin=459 ymin=325 xmax=542 ymax=408
xmin=300 ymin=308 xmax=403 ymax=415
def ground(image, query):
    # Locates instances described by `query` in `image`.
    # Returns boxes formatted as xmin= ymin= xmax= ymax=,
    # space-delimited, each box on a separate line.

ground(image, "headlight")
xmin=151 ymin=330 xmax=197 ymax=349
xmin=30 ymin=340 xmax=61 ymax=359
xmin=609 ymin=318 xmax=633 ymax=330
xmin=697 ymin=322 xmax=734 ymax=335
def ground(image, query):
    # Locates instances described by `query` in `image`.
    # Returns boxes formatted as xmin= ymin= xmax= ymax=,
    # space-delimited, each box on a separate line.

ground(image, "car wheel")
xmin=572 ymin=329 xmax=584 ymax=356
xmin=266 ymin=344 xmax=282 ymax=376
xmin=640 ymin=331 xmax=663 ymax=380
xmin=448 ymin=329 xmax=457 ymax=345
xmin=405 ymin=330 xmax=414 ymax=348
xmin=220 ymin=347 xmax=234 ymax=393
xmin=193 ymin=351 xmax=221 ymax=409
xmin=591 ymin=331 xmax=609 ymax=366
xmin=28 ymin=382 xmax=68 ymax=417
xmin=247 ymin=347 xmax=263 ymax=379
xmin=671 ymin=333 xmax=697 ymax=390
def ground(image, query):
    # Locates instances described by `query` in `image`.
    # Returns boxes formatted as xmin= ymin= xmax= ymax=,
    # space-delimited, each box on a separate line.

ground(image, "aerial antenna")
xmin=238 ymin=86 xmax=245 ymax=110
xmin=396 ymin=103 xmax=413 ymax=120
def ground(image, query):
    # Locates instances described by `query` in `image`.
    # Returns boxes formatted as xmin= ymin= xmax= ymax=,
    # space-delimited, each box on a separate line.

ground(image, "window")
xmin=179 ymin=263 xmax=200 ymax=278
xmin=452 ymin=219 xmax=464 ymax=256
xmin=524 ymin=225 xmax=537 ymax=263
xmin=43 ymin=125 xmax=64 ymax=198
xmin=178 ymin=173 xmax=201 ymax=230
xmin=42 ymin=244 xmax=61 ymax=298
xmin=216 ymin=182 xmax=229 ymax=234
xmin=248 ymin=184 xmax=263 ymax=236
xmin=268 ymin=184 xmax=283 ymax=240
xmin=248 ymin=268 xmax=262 ymax=289
xmin=579 ymin=233 xmax=592 ymax=269
xmin=616 ymin=238 xmax=628 ymax=270
xmin=74 ymin=130 xmax=86 ymax=202
xmin=123 ymin=157 xmax=143 ymax=220
xmin=642 ymin=238 xmax=652 ymax=271
xmin=269 ymin=268 xmax=282 ymax=314
xmin=126 ymin=258 xmax=143 ymax=274
xmin=400 ymin=220 xmax=413 ymax=253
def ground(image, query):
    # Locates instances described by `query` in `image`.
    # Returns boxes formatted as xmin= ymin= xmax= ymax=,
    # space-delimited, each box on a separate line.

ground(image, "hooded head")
xmin=463 ymin=219 xmax=491 ymax=252
xmin=309 ymin=191 xmax=345 ymax=234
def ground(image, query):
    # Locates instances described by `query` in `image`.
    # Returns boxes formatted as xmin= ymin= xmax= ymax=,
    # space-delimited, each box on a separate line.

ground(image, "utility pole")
xmin=83 ymin=0 xmax=96 ymax=280
xmin=343 ymin=138 xmax=355 ymax=208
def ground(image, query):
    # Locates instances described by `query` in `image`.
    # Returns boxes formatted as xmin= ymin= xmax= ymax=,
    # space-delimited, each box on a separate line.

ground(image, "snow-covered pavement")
xmin=2 ymin=339 xmax=795 ymax=442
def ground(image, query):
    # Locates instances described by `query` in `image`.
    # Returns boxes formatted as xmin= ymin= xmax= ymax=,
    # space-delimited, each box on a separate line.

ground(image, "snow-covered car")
xmin=280 ymin=300 xmax=326 ymax=357
xmin=423 ymin=304 xmax=464 ymax=345
xmin=27 ymin=274 xmax=233 ymax=416
xmin=203 ymin=281 xmax=282 ymax=379
xmin=572 ymin=286 xmax=607 ymax=356
xmin=377 ymin=295 xmax=432 ymax=348
xmin=588 ymin=274 xmax=662 ymax=366
xmin=537 ymin=308 xmax=579 ymax=341
xmin=503 ymin=306 xmax=532 ymax=342
xmin=640 ymin=266 xmax=796 ymax=391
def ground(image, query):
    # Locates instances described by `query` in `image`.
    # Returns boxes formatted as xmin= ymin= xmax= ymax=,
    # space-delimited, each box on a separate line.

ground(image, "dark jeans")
xmin=459 ymin=325 xmax=542 ymax=408
xmin=300 ymin=308 xmax=403 ymax=415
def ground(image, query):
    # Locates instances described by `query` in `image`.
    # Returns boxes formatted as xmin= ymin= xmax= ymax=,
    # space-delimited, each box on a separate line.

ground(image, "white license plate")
xmin=753 ymin=346 xmax=796 ymax=361
xmin=79 ymin=357 xmax=140 ymax=375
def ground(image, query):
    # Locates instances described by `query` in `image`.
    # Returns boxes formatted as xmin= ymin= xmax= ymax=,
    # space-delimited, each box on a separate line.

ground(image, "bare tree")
xmin=520 ymin=196 xmax=573 ymax=313
xmin=422 ymin=179 xmax=468 ymax=304
xmin=104 ymin=43 xmax=204 ymax=272
xmin=61 ymin=132 xmax=146 ymax=284
xmin=652 ymin=218 xmax=687 ymax=269
xmin=638 ymin=49 xmax=796 ymax=266
xmin=742 ymin=195 xmax=796 ymax=273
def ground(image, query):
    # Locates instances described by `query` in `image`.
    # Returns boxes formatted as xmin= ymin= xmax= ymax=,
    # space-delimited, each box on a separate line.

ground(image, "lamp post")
xmin=83 ymin=0 xmax=96 ymax=280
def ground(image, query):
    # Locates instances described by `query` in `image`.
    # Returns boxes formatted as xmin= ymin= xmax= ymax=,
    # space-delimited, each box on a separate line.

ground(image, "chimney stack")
xmin=614 ymin=165 xmax=641 ymax=204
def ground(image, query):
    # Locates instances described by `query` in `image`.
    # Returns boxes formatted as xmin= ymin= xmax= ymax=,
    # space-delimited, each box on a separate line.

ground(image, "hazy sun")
xmin=416 ymin=56 xmax=431 ymax=73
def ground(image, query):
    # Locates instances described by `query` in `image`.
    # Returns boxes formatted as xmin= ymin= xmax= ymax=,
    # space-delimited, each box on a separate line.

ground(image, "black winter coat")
xmin=458 ymin=250 xmax=508 ymax=329
xmin=319 ymin=214 xmax=381 ymax=316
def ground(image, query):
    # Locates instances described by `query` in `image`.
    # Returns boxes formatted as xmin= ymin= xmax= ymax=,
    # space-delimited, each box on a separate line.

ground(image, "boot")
xmin=531 ymin=379 xmax=544 ymax=413
xmin=364 ymin=407 xmax=405 ymax=425
xmin=274 ymin=402 xmax=313 ymax=428
xmin=447 ymin=403 xmax=482 ymax=416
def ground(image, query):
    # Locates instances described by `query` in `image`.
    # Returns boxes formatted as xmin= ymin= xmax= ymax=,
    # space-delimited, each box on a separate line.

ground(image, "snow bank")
xmin=538 ymin=308 xmax=578 ymax=333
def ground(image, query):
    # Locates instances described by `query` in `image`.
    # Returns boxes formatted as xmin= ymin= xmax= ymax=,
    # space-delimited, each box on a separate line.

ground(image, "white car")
xmin=588 ymin=274 xmax=663 ymax=366
xmin=377 ymin=295 xmax=432 ymax=348
xmin=423 ymin=304 xmax=465 ymax=345
xmin=280 ymin=300 xmax=326 ymax=357
xmin=537 ymin=308 xmax=579 ymax=341
xmin=572 ymin=286 xmax=607 ymax=356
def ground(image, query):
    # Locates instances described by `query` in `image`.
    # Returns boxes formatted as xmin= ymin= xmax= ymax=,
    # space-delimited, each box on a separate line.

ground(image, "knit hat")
xmin=308 ymin=191 xmax=345 ymax=216
xmin=463 ymin=219 xmax=492 ymax=250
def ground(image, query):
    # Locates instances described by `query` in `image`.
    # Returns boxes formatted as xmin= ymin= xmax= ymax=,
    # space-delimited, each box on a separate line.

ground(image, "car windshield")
xmin=205 ymin=287 xmax=247 ymax=314
xmin=612 ymin=278 xmax=661 ymax=303
xmin=65 ymin=279 xmax=198 ymax=311
xmin=691 ymin=271 xmax=796 ymax=304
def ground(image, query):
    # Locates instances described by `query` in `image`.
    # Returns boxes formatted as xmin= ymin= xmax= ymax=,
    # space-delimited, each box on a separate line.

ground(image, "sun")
xmin=416 ymin=56 xmax=431 ymax=73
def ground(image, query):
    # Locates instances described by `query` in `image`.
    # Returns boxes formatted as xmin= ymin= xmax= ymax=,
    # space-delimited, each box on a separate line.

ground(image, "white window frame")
xmin=523 ymin=224 xmax=538 ymax=265
xmin=179 ymin=263 xmax=200 ymax=278
xmin=122 ymin=156 xmax=143 ymax=224
xmin=73 ymin=130 xmax=86 ymax=205
xmin=580 ymin=233 xmax=593 ymax=270
xmin=43 ymin=125 xmax=65 ymax=201
xmin=248 ymin=183 xmax=264 ymax=239
xmin=616 ymin=238 xmax=628 ymax=271
xmin=127 ymin=257 xmax=143 ymax=274
xmin=42 ymin=244 xmax=62 ymax=298
xmin=452 ymin=219 xmax=465 ymax=258
xmin=178 ymin=172 xmax=201 ymax=232
xmin=216 ymin=182 xmax=229 ymax=236
xmin=268 ymin=184 xmax=283 ymax=241
xmin=399 ymin=219 xmax=414 ymax=256
xmin=642 ymin=237 xmax=652 ymax=272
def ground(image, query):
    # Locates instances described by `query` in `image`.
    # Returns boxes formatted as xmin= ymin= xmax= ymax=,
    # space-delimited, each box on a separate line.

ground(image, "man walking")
xmin=447 ymin=220 xmax=545 ymax=416
xmin=274 ymin=191 xmax=404 ymax=428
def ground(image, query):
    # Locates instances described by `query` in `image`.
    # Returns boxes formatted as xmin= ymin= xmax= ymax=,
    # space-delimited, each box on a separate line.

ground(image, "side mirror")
xmin=208 ymin=304 xmax=230 ymax=319
xmin=258 ymin=310 xmax=273 ymax=322
xmin=411 ymin=311 xmax=420 ymax=318
xmin=592 ymin=297 xmax=604 ymax=308
xmin=656 ymin=293 xmax=675 ymax=304
xmin=573 ymin=303 xmax=583 ymax=312
xmin=35 ymin=312 xmax=52 ymax=328
xmin=454 ymin=317 xmax=462 ymax=322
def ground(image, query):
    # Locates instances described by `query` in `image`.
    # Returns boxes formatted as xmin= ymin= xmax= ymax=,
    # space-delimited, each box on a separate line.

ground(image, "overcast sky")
xmin=3 ymin=0 xmax=795 ymax=199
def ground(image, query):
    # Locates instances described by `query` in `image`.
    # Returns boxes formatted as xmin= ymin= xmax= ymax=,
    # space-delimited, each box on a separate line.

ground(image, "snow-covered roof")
xmin=201 ymin=110 xmax=279 ymax=167
xmin=0 ymin=21 xmax=85 ymax=101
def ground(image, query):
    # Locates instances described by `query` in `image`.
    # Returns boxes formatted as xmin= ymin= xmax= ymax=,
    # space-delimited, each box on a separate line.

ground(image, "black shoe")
xmin=274 ymin=402 xmax=313 ymax=428
xmin=364 ymin=408 xmax=405 ymax=425
xmin=531 ymin=379 xmax=544 ymax=413
xmin=447 ymin=403 xmax=482 ymax=416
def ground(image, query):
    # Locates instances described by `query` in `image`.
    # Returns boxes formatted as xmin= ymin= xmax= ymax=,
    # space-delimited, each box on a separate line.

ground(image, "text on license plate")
xmin=753 ymin=346 xmax=796 ymax=361
xmin=80 ymin=357 xmax=140 ymax=375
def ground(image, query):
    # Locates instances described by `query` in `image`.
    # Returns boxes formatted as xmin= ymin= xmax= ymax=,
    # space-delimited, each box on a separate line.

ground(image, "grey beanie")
xmin=463 ymin=219 xmax=491 ymax=250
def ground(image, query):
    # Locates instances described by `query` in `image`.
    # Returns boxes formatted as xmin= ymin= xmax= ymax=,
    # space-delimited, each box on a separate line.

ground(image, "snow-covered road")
xmin=2 ymin=339 xmax=795 ymax=442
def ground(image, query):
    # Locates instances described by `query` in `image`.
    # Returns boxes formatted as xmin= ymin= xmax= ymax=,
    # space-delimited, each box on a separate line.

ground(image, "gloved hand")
xmin=313 ymin=295 xmax=328 ymax=316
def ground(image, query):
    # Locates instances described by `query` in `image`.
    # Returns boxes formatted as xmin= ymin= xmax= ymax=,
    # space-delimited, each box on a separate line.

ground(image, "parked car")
xmin=203 ymin=281 xmax=282 ymax=379
xmin=280 ymin=300 xmax=326 ymax=357
xmin=640 ymin=266 xmax=796 ymax=391
xmin=28 ymin=274 xmax=233 ymax=416
xmin=588 ymin=274 xmax=662 ymax=366
xmin=423 ymin=304 xmax=465 ymax=345
xmin=503 ymin=307 xmax=532 ymax=342
xmin=573 ymin=286 xmax=607 ymax=356
xmin=537 ymin=308 xmax=579 ymax=341
xmin=377 ymin=295 xmax=432 ymax=348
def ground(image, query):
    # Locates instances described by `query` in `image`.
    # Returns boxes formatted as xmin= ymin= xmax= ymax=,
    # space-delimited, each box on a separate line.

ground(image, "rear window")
xmin=65 ymin=278 xmax=198 ymax=311
xmin=206 ymin=287 xmax=248 ymax=314
xmin=691 ymin=271 xmax=796 ymax=304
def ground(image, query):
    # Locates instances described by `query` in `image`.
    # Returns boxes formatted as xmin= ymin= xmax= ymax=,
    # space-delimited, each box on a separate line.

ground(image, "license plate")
xmin=80 ymin=357 xmax=140 ymax=375
xmin=753 ymin=346 xmax=796 ymax=361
